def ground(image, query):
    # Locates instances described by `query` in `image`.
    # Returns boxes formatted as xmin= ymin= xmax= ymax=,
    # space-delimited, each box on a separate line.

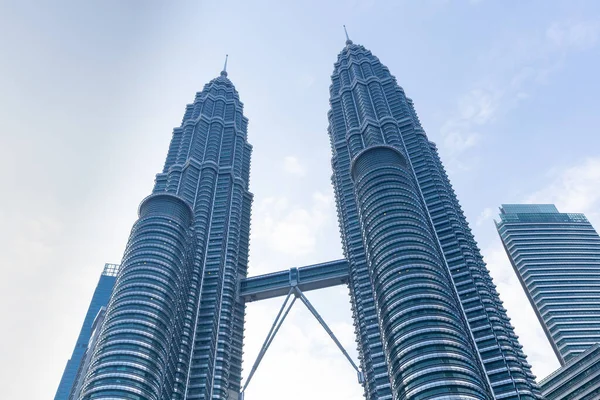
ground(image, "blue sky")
xmin=1 ymin=1 xmax=600 ymax=398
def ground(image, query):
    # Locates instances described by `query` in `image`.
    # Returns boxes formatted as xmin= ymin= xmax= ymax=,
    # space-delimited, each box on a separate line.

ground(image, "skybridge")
xmin=239 ymin=259 xmax=349 ymax=302
xmin=238 ymin=259 xmax=362 ymax=399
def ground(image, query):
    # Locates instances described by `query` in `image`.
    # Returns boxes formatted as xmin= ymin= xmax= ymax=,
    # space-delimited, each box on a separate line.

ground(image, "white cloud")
xmin=440 ymin=19 xmax=599 ymax=162
xmin=458 ymin=89 xmax=497 ymax=124
xmin=526 ymin=157 xmax=600 ymax=225
xmin=251 ymin=192 xmax=334 ymax=257
xmin=441 ymin=88 xmax=499 ymax=154
xmin=476 ymin=207 xmax=494 ymax=226
xmin=547 ymin=20 xmax=600 ymax=51
xmin=299 ymin=73 xmax=316 ymax=88
xmin=441 ymin=129 xmax=480 ymax=154
xmin=283 ymin=155 xmax=307 ymax=177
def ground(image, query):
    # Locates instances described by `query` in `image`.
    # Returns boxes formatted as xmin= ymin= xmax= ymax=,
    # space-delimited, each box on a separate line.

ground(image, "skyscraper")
xmin=54 ymin=263 xmax=119 ymax=400
xmin=69 ymin=306 xmax=108 ymax=400
xmin=327 ymin=36 xmax=542 ymax=399
xmin=79 ymin=64 xmax=252 ymax=400
xmin=496 ymin=204 xmax=600 ymax=399
xmin=65 ymin=37 xmax=544 ymax=400
xmin=538 ymin=344 xmax=600 ymax=400
xmin=495 ymin=204 xmax=600 ymax=364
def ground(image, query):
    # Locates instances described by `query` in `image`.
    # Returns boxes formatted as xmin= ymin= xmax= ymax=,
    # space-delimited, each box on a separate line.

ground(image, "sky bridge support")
xmin=239 ymin=283 xmax=363 ymax=400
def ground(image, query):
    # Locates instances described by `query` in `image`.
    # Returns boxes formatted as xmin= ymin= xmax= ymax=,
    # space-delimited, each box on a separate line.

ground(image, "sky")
xmin=1 ymin=1 xmax=600 ymax=399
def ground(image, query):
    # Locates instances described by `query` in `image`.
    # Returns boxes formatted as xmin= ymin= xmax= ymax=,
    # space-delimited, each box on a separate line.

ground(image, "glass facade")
xmin=539 ymin=344 xmax=600 ymax=400
xmin=496 ymin=204 xmax=600 ymax=364
xmin=54 ymin=263 xmax=119 ymax=400
xmin=327 ymin=39 xmax=542 ymax=399
xmin=69 ymin=306 xmax=107 ymax=400
xmin=79 ymin=68 xmax=252 ymax=400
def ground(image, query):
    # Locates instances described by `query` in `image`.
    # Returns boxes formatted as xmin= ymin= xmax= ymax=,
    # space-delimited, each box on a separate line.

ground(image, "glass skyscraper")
xmin=496 ymin=204 xmax=600 ymax=400
xmin=69 ymin=306 xmax=108 ymax=400
xmin=54 ymin=263 xmax=119 ymax=400
xmin=539 ymin=344 xmax=600 ymax=400
xmin=327 ymin=37 xmax=541 ymax=400
xmin=495 ymin=204 xmax=600 ymax=364
xmin=61 ymin=38 xmax=546 ymax=400
xmin=79 ymin=66 xmax=252 ymax=400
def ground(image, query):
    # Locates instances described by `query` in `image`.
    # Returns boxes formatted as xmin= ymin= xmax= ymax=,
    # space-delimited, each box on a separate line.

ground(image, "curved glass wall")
xmin=81 ymin=193 xmax=194 ymax=400
xmin=352 ymin=146 xmax=492 ymax=398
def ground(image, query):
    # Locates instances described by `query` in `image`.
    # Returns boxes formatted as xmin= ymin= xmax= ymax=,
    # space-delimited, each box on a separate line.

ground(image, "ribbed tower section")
xmin=328 ymin=39 xmax=542 ymax=399
xmin=329 ymin=39 xmax=493 ymax=400
xmin=79 ymin=193 xmax=196 ymax=400
xmin=80 ymin=69 xmax=252 ymax=400
xmin=420 ymin=151 xmax=543 ymax=399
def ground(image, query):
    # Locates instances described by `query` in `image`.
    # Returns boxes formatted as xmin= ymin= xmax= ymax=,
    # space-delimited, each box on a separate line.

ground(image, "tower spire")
xmin=343 ymin=25 xmax=353 ymax=45
xmin=221 ymin=54 xmax=228 ymax=77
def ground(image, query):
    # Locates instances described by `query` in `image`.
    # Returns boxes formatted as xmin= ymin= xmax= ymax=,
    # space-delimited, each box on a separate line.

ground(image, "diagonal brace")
xmin=293 ymin=286 xmax=362 ymax=376
xmin=241 ymin=288 xmax=296 ymax=394
xmin=240 ymin=286 xmax=364 ymax=399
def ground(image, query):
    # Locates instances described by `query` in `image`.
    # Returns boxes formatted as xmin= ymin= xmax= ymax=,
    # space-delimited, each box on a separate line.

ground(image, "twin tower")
xmin=78 ymin=38 xmax=544 ymax=400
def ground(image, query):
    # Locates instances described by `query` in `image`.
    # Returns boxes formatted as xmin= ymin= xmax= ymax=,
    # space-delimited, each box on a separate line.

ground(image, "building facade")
xmin=69 ymin=306 xmax=108 ymax=400
xmin=54 ymin=263 xmax=119 ymax=400
xmin=495 ymin=204 xmax=600 ymax=364
xmin=327 ymin=38 xmax=541 ymax=400
xmin=496 ymin=204 xmax=600 ymax=399
xmin=63 ymin=39 xmax=545 ymax=400
xmin=79 ymin=67 xmax=252 ymax=400
xmin=539 ymin=344 xmax=600 ymax=400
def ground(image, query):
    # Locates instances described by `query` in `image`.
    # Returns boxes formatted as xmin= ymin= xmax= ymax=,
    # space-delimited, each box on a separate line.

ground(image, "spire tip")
xmin=221 ymin=54 xmax=228 ymax=77
xmin=343 ymin=25 xmax=353 ymax=45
